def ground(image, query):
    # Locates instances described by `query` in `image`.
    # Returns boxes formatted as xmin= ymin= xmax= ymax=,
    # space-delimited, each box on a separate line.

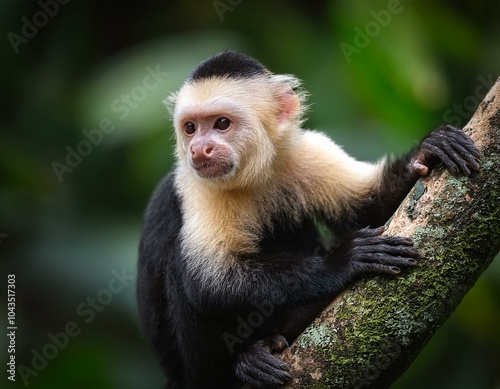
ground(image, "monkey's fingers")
xmin=449 ymin=140 xmax=481 ymax=172
xmin=413 ymin=162 xmax=429 ymax=176
xmin=351 ymin=229 xmax=414 ymax=248
xmin=421 ymin=142 xmax=461 ymax=174
xmin=432 ymin=140 xmax=479 ymax=175
xmin=235 ymin=344 xmax=291 ymax=388
xmin=438 ymin=126 xmax=480 ymax=159
xmin=346 ymin=230 xmax=419 ymax=277
xmin=354 ymin=249 xmax=419 ymax=276
xmin=355 ymin=244 xmax=419 ymax=259
xmin=419 ymin=126 xmax=480 ymax=176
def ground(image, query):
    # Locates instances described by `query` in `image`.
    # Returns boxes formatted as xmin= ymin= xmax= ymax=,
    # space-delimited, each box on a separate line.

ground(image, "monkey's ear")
xmin=270 ymin=74 xmax=305 ymax=125
xmin=277 ymin=89 xmax=301 ymax=124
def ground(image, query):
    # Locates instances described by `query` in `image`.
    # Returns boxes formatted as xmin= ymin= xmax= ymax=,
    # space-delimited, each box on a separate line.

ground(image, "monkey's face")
xmin=172 ymin=77 xmax=278 ymax=188
xmin=178 ymin=113 xmax=236 ymax=179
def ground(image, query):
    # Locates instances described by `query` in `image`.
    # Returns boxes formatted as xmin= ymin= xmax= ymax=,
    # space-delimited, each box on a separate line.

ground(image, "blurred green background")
xmin=1 ymin=0 xmax=499 ymax=388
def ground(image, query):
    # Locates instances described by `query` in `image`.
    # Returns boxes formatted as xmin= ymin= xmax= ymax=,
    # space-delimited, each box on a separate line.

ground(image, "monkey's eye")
xmin=214 ymin=117 xmax=231 ymax=132
xmin=183 ymin=122 xmax=196 ymax=135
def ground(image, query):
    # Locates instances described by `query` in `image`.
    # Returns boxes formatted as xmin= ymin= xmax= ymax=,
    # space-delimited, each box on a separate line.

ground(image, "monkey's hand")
xmin=413 ymin=125 xmax=480 ymax=176
xmin=234 ymin=336 xmax=291 ymax=389
xmin=333 ymin=227 xmax=419 ymax=278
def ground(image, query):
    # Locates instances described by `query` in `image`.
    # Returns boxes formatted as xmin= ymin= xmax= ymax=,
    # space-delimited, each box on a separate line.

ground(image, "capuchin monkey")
xmin=137 ymin=51 xmax=480 ymax=389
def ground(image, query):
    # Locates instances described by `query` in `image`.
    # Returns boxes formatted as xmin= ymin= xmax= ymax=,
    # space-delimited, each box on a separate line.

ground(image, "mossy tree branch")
xmin=281 ymin=78 xmax=500 ymax=389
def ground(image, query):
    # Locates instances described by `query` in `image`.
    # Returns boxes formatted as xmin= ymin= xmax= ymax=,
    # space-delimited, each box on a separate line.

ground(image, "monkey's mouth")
xmin=191 ymin=161 xmax=234 ymax=179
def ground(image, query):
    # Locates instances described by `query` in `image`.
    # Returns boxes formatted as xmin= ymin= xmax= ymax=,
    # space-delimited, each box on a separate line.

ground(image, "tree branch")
xmin=281 ymin=77 xmax=500 ymax=388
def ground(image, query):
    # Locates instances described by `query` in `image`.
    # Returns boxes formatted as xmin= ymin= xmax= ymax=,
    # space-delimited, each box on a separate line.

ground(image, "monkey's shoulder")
xmin=140 ymin=172 xmax=182 ymax=260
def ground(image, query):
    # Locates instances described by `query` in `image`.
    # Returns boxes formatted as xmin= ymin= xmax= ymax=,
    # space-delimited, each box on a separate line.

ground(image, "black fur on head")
xmin=189 ymin=51 xmax=268 ymax=81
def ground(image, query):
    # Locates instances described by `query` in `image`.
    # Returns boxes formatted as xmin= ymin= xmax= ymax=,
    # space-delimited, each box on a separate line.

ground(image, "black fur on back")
xmin=189 ymin=51 xmax=267 ymax=81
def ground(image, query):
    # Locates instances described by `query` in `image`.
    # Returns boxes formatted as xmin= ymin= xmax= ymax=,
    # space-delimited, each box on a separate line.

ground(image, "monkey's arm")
xmin=181 ymin=227 xmax=417 ymax=315
xmin=355 ymin=125 xmax=480 ymax=228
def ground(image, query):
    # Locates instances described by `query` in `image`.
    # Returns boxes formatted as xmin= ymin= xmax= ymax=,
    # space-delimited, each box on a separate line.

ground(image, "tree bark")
xmin=280 ymin=77 xmax=500 ymax=389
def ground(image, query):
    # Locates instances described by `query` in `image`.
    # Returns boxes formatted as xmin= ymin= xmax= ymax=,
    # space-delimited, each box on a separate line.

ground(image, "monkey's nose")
xmin=191 ymin=143 xmax=214 ymax=164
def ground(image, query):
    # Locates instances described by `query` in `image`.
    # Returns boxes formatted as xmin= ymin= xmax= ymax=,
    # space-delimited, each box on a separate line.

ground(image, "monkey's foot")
xmin=235 ymin=339 xmax=291 ymax=389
